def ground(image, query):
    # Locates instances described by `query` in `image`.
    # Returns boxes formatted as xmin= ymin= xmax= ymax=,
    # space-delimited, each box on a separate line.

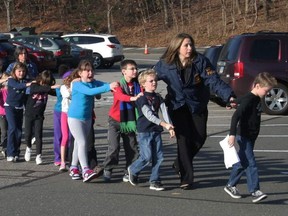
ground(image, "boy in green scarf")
xmin=102 ymin=59 xmax=142 ymax=182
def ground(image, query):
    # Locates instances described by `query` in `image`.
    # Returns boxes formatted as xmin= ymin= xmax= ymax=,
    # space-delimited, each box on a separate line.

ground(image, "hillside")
xmin=0 ymin=0 xmax=287 ymax=47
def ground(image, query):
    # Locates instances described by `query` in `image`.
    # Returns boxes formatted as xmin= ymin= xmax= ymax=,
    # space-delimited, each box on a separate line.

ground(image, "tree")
xmin=3 ymin=0 xmax=13 ymax=31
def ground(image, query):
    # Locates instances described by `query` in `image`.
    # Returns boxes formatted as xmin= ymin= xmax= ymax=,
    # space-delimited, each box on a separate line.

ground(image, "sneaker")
xmin=93 ymin=166 xmax=104 ymax=178
xmin=14 ymin=156 xmax=19 ymax=162
xmin=127 ymin=166 xmax=137 ymax=186
xmin=70 ymin=168 xmax=82 ymax=180
xmin=150 ymin=182 xmax=165 ymax=191
xmin=35 ymin=154 xmax=43 ymax=165
xmin=252 ymin=190 xmax=267 ymax=203
xmin=59 ymin=163 xmax=67 ymax=172
xmin=54 ymin=161 xmax=61 ymax=166
xmin=83 ymin=169 xmax=97 ymax=183
xmin=1 ymin=150 xmax=6 ymax=158
xmin=103 ymin=170 xmax=112 ymax=182
xmin=122 ymin=173 xmax=129 ymax=182
xmin=24 ymin=147 xmax=32 ymax=162
xmin=7 ymin=156 xmax=14 ymax=162
xmin=224 ymin=185 xmax=242 ymax=199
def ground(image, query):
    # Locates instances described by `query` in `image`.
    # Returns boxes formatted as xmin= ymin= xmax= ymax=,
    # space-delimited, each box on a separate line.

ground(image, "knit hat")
xmin=62 ymin=70 xmax=72 ymax=79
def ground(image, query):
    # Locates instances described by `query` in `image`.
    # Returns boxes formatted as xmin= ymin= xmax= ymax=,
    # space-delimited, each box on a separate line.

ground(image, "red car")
xmin=10 ymin=41 xmax=57 ymax=72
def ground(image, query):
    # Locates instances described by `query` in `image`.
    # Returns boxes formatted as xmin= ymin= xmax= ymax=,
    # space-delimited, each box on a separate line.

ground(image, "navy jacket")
xmin=154 ymin=53 xmax=234 ymax=114
xmin=5 ymin=78 xmax=28 ymax=107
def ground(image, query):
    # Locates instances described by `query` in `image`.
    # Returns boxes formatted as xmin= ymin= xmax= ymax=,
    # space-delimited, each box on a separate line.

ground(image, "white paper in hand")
xmin=219 ymin=135 xmax=240 ymax=169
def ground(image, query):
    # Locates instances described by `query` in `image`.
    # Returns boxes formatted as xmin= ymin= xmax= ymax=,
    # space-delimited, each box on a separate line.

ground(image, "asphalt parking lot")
xmin=0 ymin=49 xmax=287 ymax=216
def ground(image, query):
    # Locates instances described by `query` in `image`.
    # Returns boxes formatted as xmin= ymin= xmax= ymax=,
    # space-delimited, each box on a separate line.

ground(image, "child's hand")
xmin=228 ymin=135 xmax=235 ymax=147
xmin=51 ymin=84 xmax=61 ymax=89
xmin=169 ymin=129 xmax=175 ymax=138
xmin=110 ymin=82 xmax=119 ymax=92
xmin=130 ymin=92 xmax=143 ymax=101
xmin=164 ymin=123 xmax=174 ymax=131
xmin=72 ymin=78 xmax=81 ymax=83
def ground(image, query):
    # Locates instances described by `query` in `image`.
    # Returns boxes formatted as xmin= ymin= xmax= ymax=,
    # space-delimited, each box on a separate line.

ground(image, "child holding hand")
xmin=128 ymin=69 xmax=175 ymax=191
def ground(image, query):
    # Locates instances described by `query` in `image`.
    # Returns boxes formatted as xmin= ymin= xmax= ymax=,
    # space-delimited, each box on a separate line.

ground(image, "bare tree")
xmin=221 ymin=0 xmax=227 ymax=35
xmin=3 ymin=0 xmax=13 ymax=31
xmin=106 ymin=0 xmax=114 ymax=34
xmin=162 ymin=0 xmax=169 ymax=27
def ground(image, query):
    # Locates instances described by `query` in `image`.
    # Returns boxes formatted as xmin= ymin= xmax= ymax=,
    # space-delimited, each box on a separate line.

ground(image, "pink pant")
xmin=60 ymin=112 xmax=69 ymax=147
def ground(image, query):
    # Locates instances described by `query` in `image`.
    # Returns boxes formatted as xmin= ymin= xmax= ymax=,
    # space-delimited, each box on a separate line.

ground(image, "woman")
xmin=154 ymin=33 xmax=236 ymax=189
xmin=6 ymin=46 xmax=38 ymax=80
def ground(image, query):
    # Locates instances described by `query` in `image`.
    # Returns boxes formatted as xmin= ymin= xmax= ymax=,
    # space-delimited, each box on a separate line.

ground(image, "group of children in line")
xmin=0 ymin=53 xmax=276 ymax=201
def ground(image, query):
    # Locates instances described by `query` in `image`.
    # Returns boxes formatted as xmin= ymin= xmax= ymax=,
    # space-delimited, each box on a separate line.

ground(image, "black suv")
xmin=217 ymin=31 xmax=288 ymax=115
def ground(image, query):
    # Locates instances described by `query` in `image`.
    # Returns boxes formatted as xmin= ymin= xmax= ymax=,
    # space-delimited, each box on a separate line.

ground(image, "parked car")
xmin=217 ymin=31 xmax=288 ymax=115
xmin=10 ymin=40 xmax=57 ymax=72
xmin=11 ymin=35 xmax=73 ymax=70
xmin=0 ymin=38 xmax=15 ymax=72
xmin=203 ymin=45 xmax=224 ymax=105
xmin=62 ymin=33 xmax=124 ymax=68
xmin=203 ymin=45 xmax=223 ymax=69
xmin=70 ymin=43 xmax=94 ymax=67
xmin=0 ymin=32 xmax=22 ymax=39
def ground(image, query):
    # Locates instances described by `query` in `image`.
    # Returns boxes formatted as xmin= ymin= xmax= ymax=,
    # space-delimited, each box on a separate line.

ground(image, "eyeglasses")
xmin=146 ymin=79 xmax=157 ymax=83
xmin=126 ymin=67 xmax=138 ymax=71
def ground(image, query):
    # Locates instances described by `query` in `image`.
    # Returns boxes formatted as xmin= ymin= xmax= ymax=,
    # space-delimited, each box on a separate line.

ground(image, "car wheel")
xmin=262 ymin=83 xmax=288 ymax=115
xmin=92 ymin=53 xmax=102 ymax=69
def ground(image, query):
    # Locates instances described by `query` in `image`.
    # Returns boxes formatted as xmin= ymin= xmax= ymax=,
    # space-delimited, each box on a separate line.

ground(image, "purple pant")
xmin=53 ymin=111 xmax=62 ymax=163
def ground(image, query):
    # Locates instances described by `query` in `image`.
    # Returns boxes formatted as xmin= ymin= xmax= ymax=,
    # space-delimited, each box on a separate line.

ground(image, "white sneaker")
xmin=35 ymin=154 xmax=43 ymax=165
xmin=7 ymin=156 xmax=14 ymax=162
xmin=25 ymin=147 xmax=32 ymax=162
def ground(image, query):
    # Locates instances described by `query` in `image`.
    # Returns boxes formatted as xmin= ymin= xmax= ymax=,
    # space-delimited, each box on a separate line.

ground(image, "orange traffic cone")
xmin=144 ymin=44 xmax=149 ymax=54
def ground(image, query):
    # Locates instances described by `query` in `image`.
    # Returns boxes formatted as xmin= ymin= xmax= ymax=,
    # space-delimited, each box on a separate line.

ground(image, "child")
xmin=59 ymin=70 xmax=75 ymax=171
xmin=5 ymin=62 xmax=32 ymax=162
xmin=24 ymin=70 xmax=60 ymax=164
xmin=102 ymin=59 xmax=142 ymax=182
xmin=68 ymin=60 xmax=118 ymax=183
xmin=224 ymin=72 xmax=277 ymax=203
xmin=128 ymin=69 xmax=175 ymax=191
xmin=0 ymin=72 xmax=9 ymax=157
xmin=52 ymin=65 xmax=70 ymax=167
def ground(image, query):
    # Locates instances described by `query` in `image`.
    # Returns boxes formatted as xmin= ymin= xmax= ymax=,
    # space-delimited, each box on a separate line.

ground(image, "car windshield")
xmin=218 ymin=37 xmax=241 ymax=61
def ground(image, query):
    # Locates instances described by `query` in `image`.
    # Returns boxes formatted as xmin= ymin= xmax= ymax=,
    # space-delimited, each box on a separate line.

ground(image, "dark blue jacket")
xmin=154 ymin=53 xmax=234 ymax=114
xmin=6 ymin=78 xmax=28 ymax=107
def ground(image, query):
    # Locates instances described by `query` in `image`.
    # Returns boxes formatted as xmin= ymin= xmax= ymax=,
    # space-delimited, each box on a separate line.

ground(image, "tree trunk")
xmin=3 ymin=0 xmax=12 ymax=31
xmin=106 ymin=0 xmax=114 ymax=34
xmin=162 ymin=0 xmax=169 ymax=28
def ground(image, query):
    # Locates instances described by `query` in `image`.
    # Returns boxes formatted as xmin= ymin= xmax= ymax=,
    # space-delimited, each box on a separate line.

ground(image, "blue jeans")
xmin=129 ymin=132 xmax=163 ymax=183
xmin=5 ymin=106 xmax=23 ymax=157
xmin=227 ymin=136 xmax=259 ymax=193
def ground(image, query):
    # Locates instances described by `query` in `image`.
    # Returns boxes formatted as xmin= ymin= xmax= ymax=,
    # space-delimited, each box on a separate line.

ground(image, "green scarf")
xmin=119 ymin=77 xmax=141 ymax=133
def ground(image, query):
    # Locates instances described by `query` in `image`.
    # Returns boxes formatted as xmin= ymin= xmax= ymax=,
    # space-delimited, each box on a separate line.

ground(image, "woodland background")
xmin=0 ymin=0 xmax=288 ymax=47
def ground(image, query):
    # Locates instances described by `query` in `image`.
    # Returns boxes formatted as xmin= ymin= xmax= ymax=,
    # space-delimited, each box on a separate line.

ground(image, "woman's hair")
xmin=253 ymin=72 xmax=277 ymax=88
xmin=14 ymin=46 xmax=27 ymax=60
xmin=35 ymin=70 xmax=56 ymax=86
xmin=161 ymin=33 xmax=197 ymax=67
xmin=138 ymin=69 xmax=157 ymax=87
xmin=10 ymin=62 xmax=27 ymax=80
